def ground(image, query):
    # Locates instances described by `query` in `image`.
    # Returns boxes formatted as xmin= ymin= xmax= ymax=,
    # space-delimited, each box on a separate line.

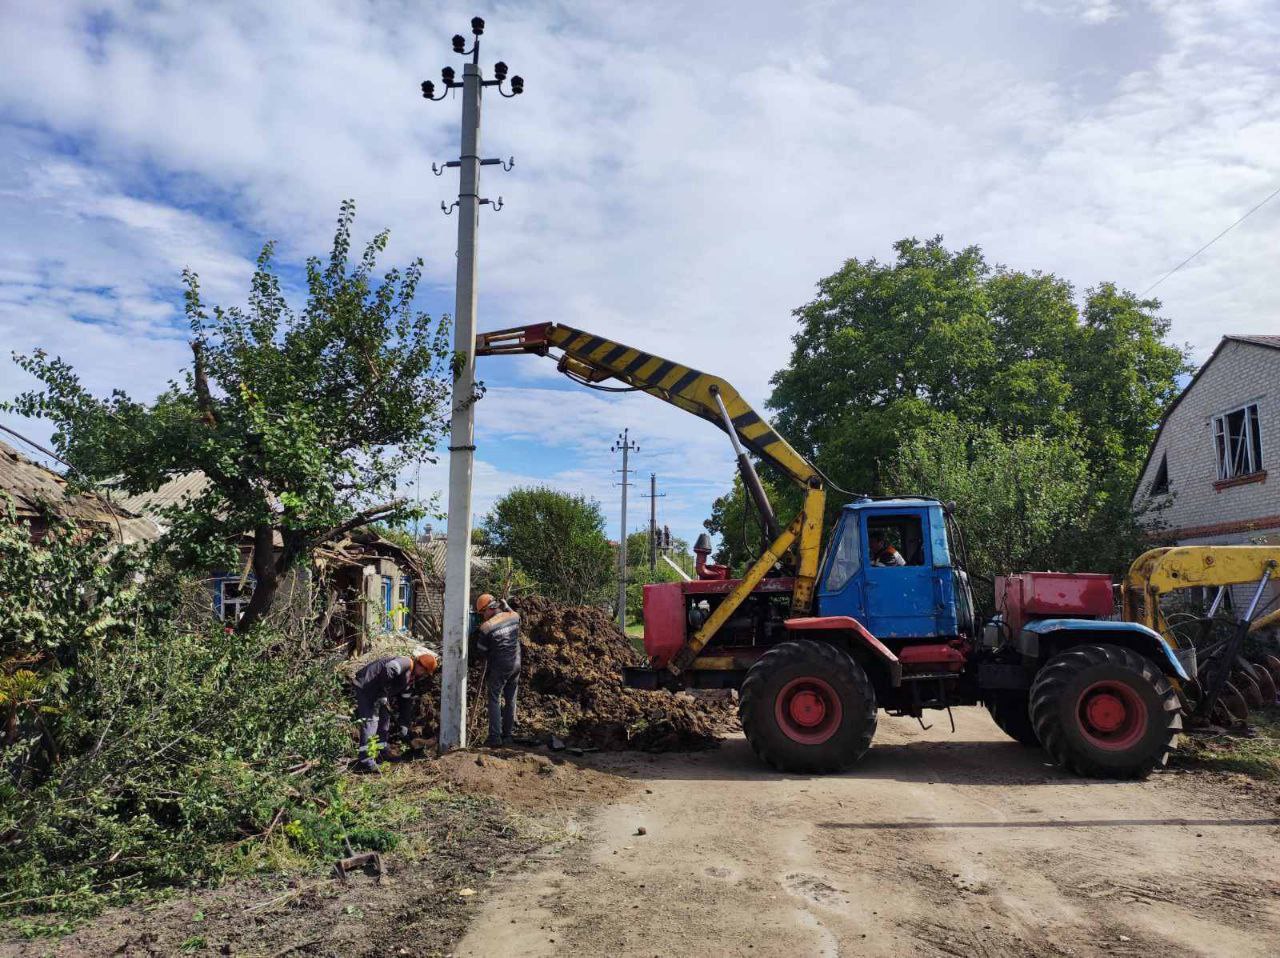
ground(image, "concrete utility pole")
xmin=612 ymin=429 xmax=640 ymax=628
xmin=421 ymin=17 xmax=524 ymax=752
xmin=642 ymin=473 xmax=666 ymax=573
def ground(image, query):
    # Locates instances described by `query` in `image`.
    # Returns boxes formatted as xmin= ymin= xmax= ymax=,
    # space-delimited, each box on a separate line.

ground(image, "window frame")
xmin=1150 ymin=452 xmax=1170 ymax=496
xmin=380 ymin=575 xmax=395 ymax=632
xmin=865 ymin=513 xmax=928 ymax=568
xmin=398 ymin=577 xmax=414 ymax=630
xmin=822 ymin=514 xmax=862 ymax=593
xmin=1212 ymin=402 xmax=1263 ymax=480
xmin=213 ymin=575 xmax=255 ymax=624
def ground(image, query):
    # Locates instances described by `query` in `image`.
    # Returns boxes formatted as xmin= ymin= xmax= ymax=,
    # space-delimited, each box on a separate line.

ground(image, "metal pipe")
xmin=1207 ymin=586 xmax=1228 ymax=619
xmin=710 ymin=387 xmax=780 ymax=542
xmin=1243 ymin=566 xmax=1274 ymax=621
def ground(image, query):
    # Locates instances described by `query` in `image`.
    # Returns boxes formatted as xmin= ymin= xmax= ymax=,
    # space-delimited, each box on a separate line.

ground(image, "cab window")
xmin=825 ymin=518 xmax=862 ymax=592
xmin=866 ymin=515 xmax=926 ymax=567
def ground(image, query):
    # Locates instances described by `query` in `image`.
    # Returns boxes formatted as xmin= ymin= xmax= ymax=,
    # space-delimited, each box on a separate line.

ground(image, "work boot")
xmin=501 ymin=735 xmax=516 ymax=747
xmin=353 ymin=758 xmax=380 ymax=775
xmin=484 ymin=736 xmax=503 ymax=748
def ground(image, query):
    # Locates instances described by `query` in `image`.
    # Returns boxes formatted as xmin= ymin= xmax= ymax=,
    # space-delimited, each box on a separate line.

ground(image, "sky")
xmin=1 ymin=0 xmax=1278 ymax=545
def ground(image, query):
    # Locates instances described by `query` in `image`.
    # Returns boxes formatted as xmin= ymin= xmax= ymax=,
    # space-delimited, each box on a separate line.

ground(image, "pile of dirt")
xmin=465 ymin=596 xmax=733 ymax=751
xmin=435 ymin=749 xmax=633 ymax=809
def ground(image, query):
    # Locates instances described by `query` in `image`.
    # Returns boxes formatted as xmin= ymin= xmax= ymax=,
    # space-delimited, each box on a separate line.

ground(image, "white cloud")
xmin=3 ymin=0 xmax=1280 ymax=539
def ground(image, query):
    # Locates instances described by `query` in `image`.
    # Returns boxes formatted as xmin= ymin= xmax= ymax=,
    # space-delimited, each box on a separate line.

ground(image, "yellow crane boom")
xmin=475 ymin=322 xmax=828 ymax=669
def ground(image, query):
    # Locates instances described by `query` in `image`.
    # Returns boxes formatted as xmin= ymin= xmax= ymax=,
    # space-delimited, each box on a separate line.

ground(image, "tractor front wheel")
xmin=1030 ymin=644 xmax=1182 ymax=780
xmin=739 ymin=640 xmax=877 ymax=774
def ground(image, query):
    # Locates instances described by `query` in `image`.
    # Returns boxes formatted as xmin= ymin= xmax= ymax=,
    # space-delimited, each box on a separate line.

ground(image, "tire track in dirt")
xmin=457 ymin=711 xmax=1280 ymax=957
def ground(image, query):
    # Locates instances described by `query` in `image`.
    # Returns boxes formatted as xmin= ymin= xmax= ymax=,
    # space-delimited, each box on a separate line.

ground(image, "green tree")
xmin=766 ymin=237 xmax=1188 ymax=495
xmin=480 ymin=486 xmax=615 ymax=605
xmin=624 ymin=529 xmax=691 ymax=570
xmin=702 ymin=473 xmax=785 ymax=573
xmin=1 ymin=505 xmax=361 ymax=917
xmin=6 ymin=201 xmax=452 ymax=632
xmin=883 ymin=419 xmax=1159 ymax=613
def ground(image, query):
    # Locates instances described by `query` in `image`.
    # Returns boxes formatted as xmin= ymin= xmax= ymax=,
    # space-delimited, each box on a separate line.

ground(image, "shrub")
xmin=0 ymin=503 xmax=371 ymax=918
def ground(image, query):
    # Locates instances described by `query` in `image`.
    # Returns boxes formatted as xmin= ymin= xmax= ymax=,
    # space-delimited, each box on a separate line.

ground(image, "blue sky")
xmin=2 ymin=0 xmax=1279 ymax=545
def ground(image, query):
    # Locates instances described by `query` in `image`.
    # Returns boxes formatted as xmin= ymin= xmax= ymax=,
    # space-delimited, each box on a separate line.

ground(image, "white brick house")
xmin=1134 ymin=335 xmax=1280 ymax=609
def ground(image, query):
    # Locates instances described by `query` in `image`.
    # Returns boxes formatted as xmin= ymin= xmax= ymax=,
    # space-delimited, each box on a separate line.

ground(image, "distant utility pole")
xmin=421 ymin=16 xmax=524 ymax=752
xmin=641 ymin=473 xmax=666 ymax=573
xmin=612 ymin=429 xmax=640 ymax=628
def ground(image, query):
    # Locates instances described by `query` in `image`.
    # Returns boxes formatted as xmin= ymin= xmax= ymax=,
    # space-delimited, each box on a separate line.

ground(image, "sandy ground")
xmin=458 ymin=710 xmax=1280 ymax=958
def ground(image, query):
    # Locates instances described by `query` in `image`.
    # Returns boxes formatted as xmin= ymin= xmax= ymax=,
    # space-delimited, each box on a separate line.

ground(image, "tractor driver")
xmin=869 ymin=531 xmax=907 ymax=567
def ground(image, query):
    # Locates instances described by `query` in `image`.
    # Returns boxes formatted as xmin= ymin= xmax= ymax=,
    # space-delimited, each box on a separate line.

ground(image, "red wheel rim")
xmin=1076 ymin=680 xmax=1147 ymax=750
xmin=775 ymin=676 xmax=843 ymax=745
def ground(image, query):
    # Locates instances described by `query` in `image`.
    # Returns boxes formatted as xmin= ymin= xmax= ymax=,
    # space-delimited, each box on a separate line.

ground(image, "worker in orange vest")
xmin=869 ymin=531 xmax=907 ymax=567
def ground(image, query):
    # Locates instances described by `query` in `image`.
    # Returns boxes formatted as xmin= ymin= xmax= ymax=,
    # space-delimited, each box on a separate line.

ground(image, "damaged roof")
xmin=0 ymin=439 xmax=158 ymax=543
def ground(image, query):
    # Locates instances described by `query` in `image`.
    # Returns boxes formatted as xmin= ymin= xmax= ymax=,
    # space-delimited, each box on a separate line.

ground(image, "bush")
xmin=480 ymin=487 xmax=616 ymax=605
xmin=0 ymin=503 xmax=370 ymax=918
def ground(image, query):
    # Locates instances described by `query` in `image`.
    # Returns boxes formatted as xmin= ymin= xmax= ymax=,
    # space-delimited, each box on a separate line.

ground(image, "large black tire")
xmin=984 ymin=692 xmax=1040 ymax=747
xmin=739 ymin=640 xmax=877 ymax=774
xmin=1030 ymin=644 xmax=1182 ymax=780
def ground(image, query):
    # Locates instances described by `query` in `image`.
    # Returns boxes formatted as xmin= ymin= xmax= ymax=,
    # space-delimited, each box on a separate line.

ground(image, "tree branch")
xmin=191 ymin=340 xmax=217 ymax=426
xmin=309 ymin=499 xmax=407 ymax=549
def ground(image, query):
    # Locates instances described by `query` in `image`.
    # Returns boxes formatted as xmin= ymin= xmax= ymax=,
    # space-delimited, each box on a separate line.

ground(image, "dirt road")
xmin=458 ymin=711 xmax=1280 ymax=957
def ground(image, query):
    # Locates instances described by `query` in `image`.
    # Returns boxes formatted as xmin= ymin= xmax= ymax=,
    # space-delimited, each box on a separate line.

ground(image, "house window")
xmin=214 ymin=576 xmax=254 ymax=623
xmin=381 ymin=576 xmax=394 ymax=632
xmin=1213 ymin=404 xmax=1263 ymax=479
xmin=398 ymin=578 xmax=414 ymax=630
xmin=1151 ymin=453 xmax=1170 ymax=495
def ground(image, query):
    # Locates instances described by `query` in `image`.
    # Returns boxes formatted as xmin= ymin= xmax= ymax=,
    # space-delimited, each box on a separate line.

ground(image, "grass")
xmin=625 ymin=622 xmax=645 ymax=658
xmin=1175 ymin=707 xmax=1280 ymax=780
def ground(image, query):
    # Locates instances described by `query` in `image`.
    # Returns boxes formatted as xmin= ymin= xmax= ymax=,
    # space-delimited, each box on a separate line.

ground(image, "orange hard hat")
xmin=475 ymin=593 xmax=497 ymax=614
xmin=413 ymin=648 xmax=439 ymax=675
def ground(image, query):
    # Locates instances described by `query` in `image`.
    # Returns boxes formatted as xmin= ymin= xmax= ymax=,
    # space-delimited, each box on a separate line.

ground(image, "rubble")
xmin=464 ymin=596 xmax=734 ymax=751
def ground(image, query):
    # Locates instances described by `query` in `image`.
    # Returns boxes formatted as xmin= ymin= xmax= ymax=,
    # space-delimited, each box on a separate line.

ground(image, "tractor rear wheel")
xmin=984 ymin=692 xmax=1040 ymax=747
xmin=1030 ymin=644 xmax=1182 ymax=780
xmin=739 ymin=640 xmax=877 ymax=774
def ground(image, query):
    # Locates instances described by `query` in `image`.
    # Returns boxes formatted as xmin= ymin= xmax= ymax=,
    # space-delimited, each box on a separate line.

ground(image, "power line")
xmin=1143 ymin=181 xmax=1280 ymax=295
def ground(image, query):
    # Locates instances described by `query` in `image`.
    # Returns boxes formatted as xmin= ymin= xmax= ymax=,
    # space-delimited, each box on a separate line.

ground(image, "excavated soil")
xmin=434 ymin=749 xmax=633 ymax=810
xmin=460 ymin=597 xmax=734 ymax=751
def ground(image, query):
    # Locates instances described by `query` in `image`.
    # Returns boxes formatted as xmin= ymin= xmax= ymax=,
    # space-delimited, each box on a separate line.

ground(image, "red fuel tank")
xmin=996 ymin=572 xmax=1114 ymax=635
xmin=642 ymin=581 xmax=686 ymax=667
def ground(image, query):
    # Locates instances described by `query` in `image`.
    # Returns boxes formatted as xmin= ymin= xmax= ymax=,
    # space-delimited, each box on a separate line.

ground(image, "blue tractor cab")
xmin=816 ymin=499 xmax=969 ymax=642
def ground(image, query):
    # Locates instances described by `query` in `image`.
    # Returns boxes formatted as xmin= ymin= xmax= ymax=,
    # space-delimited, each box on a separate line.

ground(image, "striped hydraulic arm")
xmin=475 ymin=322 xmax=829 ymax=656
xmin=476 ymin=323 xmax=820 ymax=487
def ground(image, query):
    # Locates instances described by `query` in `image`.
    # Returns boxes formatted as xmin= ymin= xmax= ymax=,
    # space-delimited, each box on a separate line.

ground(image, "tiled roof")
xmin=0 ymin=439 xmax=158 ymax=543
xmin=1227 ymin=334 xmax=1280 ymax=349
